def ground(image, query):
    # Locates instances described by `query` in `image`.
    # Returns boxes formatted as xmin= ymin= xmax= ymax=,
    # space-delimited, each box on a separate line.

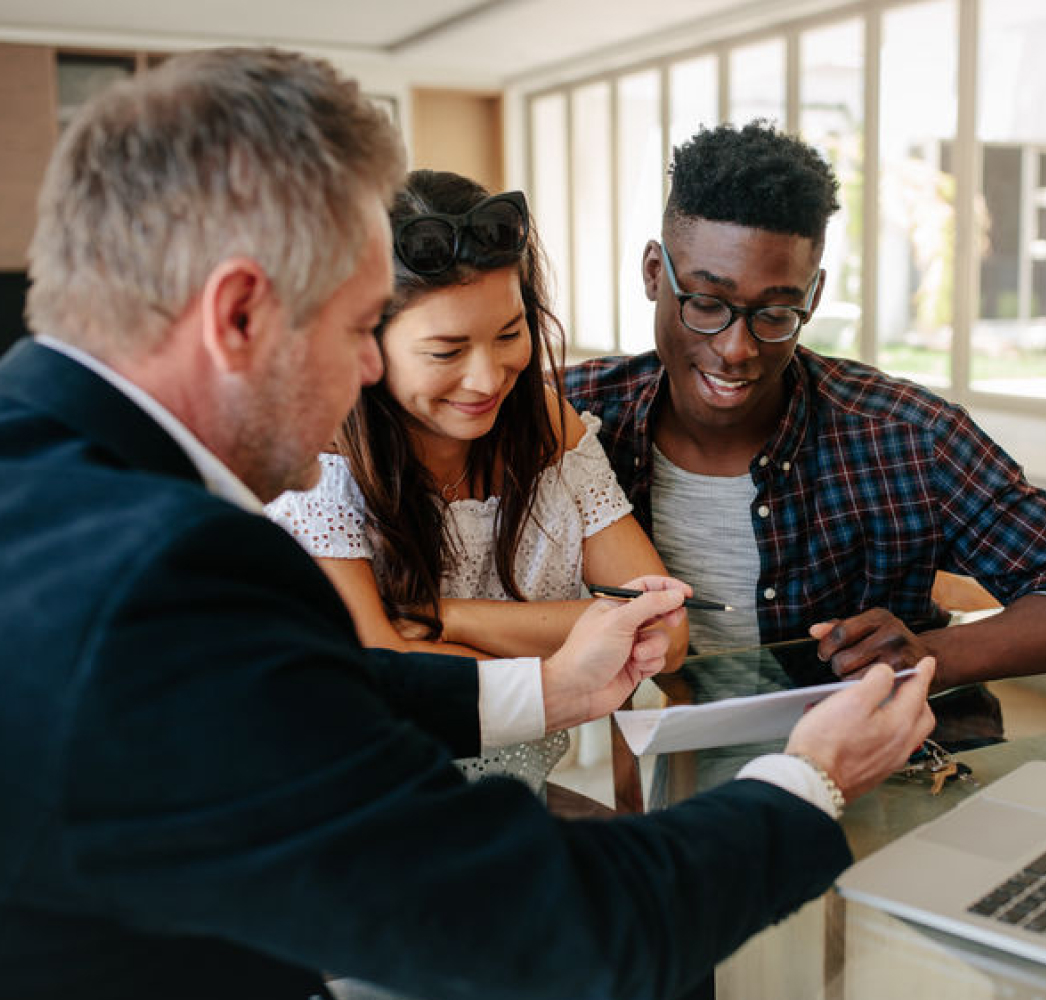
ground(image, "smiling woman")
xmin=266 ymin=168 xmax=689 ymax=797
xmin=380 ymin=268 xmax=532 ymax=449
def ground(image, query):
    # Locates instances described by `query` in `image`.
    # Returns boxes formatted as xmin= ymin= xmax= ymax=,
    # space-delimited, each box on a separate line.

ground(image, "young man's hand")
xmin=809 ymin=609 xmax=936 ymax=680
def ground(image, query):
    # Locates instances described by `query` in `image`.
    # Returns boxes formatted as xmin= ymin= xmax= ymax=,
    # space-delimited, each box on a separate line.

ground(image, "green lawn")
xmin=802 ymin=341 xmax=1046 ymax=397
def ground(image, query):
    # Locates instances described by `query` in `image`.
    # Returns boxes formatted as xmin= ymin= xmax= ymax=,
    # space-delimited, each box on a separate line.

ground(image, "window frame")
xmin=522 ymin=0 xmax=1046 ymax=418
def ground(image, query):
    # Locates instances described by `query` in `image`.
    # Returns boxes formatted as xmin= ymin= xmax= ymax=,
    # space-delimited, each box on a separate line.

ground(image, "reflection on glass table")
xmin=614 ymin=607 xmax=1046 ymax=997
xmin=708 ymin=732 xmax=1046 ymax=1000
xmin=644 ymin=631 xmax=1004 ymax=804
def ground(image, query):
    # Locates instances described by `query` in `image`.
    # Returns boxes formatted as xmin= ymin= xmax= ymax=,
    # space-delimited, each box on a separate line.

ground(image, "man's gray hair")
xmin=27 ymin=47 xmax=405 ymax=354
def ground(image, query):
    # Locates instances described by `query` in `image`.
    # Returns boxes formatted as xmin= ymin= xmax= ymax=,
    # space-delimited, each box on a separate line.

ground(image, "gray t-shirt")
xmin=650 ymin=444 xmax=761 ymax=654
xmin=650 ymin=445 xmax=785 ymax=795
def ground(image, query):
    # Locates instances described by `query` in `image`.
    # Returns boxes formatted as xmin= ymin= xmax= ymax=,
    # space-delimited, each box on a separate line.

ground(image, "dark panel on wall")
xmin=0 ymin=271 xmax=31 ymax=356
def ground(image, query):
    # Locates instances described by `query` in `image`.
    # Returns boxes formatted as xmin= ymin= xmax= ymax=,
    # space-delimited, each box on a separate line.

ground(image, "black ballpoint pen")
xmin=588 ymin=584 xmax=733 ymax=612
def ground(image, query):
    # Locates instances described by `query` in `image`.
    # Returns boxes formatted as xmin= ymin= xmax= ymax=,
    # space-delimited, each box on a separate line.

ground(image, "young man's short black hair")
xmin=666 ymin=120 xmax=840 ymax=245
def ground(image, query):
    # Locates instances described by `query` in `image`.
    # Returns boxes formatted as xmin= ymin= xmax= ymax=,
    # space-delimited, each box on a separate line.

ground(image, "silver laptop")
xmin=837 ymin=760 xmax=1046 ymax=965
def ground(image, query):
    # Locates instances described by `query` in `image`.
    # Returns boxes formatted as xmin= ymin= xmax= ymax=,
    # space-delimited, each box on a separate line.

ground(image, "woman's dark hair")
xmin=336 ymin=169 xmax=565 ymax=636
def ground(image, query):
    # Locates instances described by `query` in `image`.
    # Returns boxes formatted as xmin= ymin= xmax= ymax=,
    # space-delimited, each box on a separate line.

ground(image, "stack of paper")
xmin=614 ymin=677 xmax=859 ymax=755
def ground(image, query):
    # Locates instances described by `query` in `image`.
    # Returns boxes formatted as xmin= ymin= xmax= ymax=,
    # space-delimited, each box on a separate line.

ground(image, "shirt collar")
xmin=635 ymin=357 xmax=668 ymax=457
xmin=36 ymin=335 xmax=265 ymax=514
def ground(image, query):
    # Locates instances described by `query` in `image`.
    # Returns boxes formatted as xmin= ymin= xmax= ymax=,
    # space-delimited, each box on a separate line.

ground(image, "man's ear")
xmin=641 ymin=241 xmax=662 ymax=302
xmin=199 ymin=258 xmax=274 ymax=374
xmin=805 ymin=268 xmax=827 ymax=322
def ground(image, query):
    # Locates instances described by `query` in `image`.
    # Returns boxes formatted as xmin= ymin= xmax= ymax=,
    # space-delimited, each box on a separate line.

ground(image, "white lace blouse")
xmin=267 ymin=411 xmax=632 ymax=793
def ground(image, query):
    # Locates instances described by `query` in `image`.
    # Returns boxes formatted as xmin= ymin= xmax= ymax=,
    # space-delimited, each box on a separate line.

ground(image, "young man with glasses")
xmin=564 ymin=121 xmax=1046 ymax=696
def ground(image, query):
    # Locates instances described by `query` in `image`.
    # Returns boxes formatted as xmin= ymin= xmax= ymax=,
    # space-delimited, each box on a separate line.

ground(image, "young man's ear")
xmin=808 ymin=268 xmax=827 ymax=319
xmin=642 ymin=241 xmax=662 ymax=302
xmin=199 ymin=258 xmax=273 ymax=373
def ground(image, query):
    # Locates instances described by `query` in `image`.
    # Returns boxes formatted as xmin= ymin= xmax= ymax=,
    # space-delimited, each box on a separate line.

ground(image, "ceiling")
xmin=0 ymin=0 xmax=834 ymax=86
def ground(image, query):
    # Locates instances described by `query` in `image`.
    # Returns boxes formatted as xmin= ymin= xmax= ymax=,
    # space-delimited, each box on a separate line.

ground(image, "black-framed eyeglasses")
xmin=394 ymin=190 xmax=530 ymax=276
xmin=659 ymin=243 xmax=820 ymax=344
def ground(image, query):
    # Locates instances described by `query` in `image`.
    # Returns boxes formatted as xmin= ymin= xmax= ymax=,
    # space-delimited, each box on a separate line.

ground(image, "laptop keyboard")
xmin=968 ymin=851 xmax=1046 ymax=932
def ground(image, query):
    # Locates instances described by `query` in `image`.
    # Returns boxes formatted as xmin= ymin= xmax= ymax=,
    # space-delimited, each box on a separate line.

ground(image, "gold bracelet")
xmin=789 ymin=753 xmax=846 ymax=818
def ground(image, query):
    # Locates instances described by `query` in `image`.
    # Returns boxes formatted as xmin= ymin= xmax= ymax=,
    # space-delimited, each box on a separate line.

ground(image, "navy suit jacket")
xmin=0 ymin=339 xmax=851 ymax=1000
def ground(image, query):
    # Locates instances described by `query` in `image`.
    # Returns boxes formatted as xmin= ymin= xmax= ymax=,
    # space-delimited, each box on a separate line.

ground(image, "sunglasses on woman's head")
xmin=393 ymin=190 xmax=529 ymax=276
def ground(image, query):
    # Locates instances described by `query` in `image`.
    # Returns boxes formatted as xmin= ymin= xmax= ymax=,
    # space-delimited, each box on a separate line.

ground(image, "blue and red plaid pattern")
xmin=563 ymin=346 xmax=1046 ymax=643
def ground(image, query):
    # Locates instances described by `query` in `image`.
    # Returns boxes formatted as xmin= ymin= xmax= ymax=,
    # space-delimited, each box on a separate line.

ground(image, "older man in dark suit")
xmin=0 ymin=47 xmax=934 ymax=1000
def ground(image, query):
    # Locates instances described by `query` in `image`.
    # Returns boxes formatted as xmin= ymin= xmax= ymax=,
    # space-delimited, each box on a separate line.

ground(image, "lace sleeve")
xmin=561 ymin=411 xmax=633 ymax=537
xmin=264 ymin=453 xmax=373 ymax=559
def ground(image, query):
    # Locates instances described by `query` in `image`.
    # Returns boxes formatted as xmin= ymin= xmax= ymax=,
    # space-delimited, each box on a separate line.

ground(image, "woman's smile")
xmin=444 ymin=394 xmax=502 ymax=417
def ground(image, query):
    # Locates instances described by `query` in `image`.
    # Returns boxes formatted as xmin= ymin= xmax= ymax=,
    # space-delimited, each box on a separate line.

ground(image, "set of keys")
xmin=897 ymin=738 xmax=977 ymax=795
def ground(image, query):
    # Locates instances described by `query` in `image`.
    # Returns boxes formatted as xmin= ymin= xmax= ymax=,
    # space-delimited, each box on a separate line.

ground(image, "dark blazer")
xmin=0 ymin=339 xmax=851 ymax=1000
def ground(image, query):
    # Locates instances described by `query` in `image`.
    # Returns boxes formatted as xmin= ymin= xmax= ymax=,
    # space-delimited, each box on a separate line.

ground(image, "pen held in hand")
xmin=588 ymin=584 xmax=733 ymax=612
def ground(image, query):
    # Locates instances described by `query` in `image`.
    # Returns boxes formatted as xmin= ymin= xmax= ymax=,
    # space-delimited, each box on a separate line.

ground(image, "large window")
xmin=729 ymin=39 xmax=785 ymax=127
xmin=523 ymin=0 xmax=1046 ymax=418
xmin=799 ymin=17 xmax=865 ymax=359
xmin=617 ymin=70 xmax=662 ymax=354
xmin=877 ymin=0 xmax=958 ymax=387
xmin=669 ymin=56 xmax=717 ymax=150
xmin=528 ymin=94 xmax=570 ymax=339
xmin=570 ymin=83 xmax=613 ymax=352
xmin=973 ymin=0 xmax=1046 ymax=398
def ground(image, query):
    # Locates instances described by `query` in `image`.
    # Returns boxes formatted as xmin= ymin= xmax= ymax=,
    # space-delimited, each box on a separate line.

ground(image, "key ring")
xmin=896 ymin=739 xmax=976 ymax=795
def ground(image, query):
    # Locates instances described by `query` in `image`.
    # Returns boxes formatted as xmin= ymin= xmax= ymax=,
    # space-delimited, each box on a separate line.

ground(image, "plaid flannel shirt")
xmin=563 ymin=346 xmax=1046 ymax=643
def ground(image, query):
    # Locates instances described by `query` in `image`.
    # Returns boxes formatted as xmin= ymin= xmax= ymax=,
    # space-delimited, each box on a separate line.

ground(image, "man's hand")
xmin=814 ymin=595 xmax=1046 ymax=692
xmin=786 ymin=657 xmax=936 ymax=802
xmin=541 ymin=576 xmax=688 ymax=733
xmin=810 ymin=609 xmax=937 ymax=679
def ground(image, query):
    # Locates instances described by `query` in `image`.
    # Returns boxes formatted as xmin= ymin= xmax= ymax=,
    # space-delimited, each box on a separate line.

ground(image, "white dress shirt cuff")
xmin=477 ymin=658 xmax=545 ymax=749
xmin=736 ymin=753 xmax=842 ymax=820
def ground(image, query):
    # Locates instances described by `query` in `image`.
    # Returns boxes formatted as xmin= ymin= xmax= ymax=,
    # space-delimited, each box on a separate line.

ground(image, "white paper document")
xmin=613 ymin=672 xmax=912 ymax=755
